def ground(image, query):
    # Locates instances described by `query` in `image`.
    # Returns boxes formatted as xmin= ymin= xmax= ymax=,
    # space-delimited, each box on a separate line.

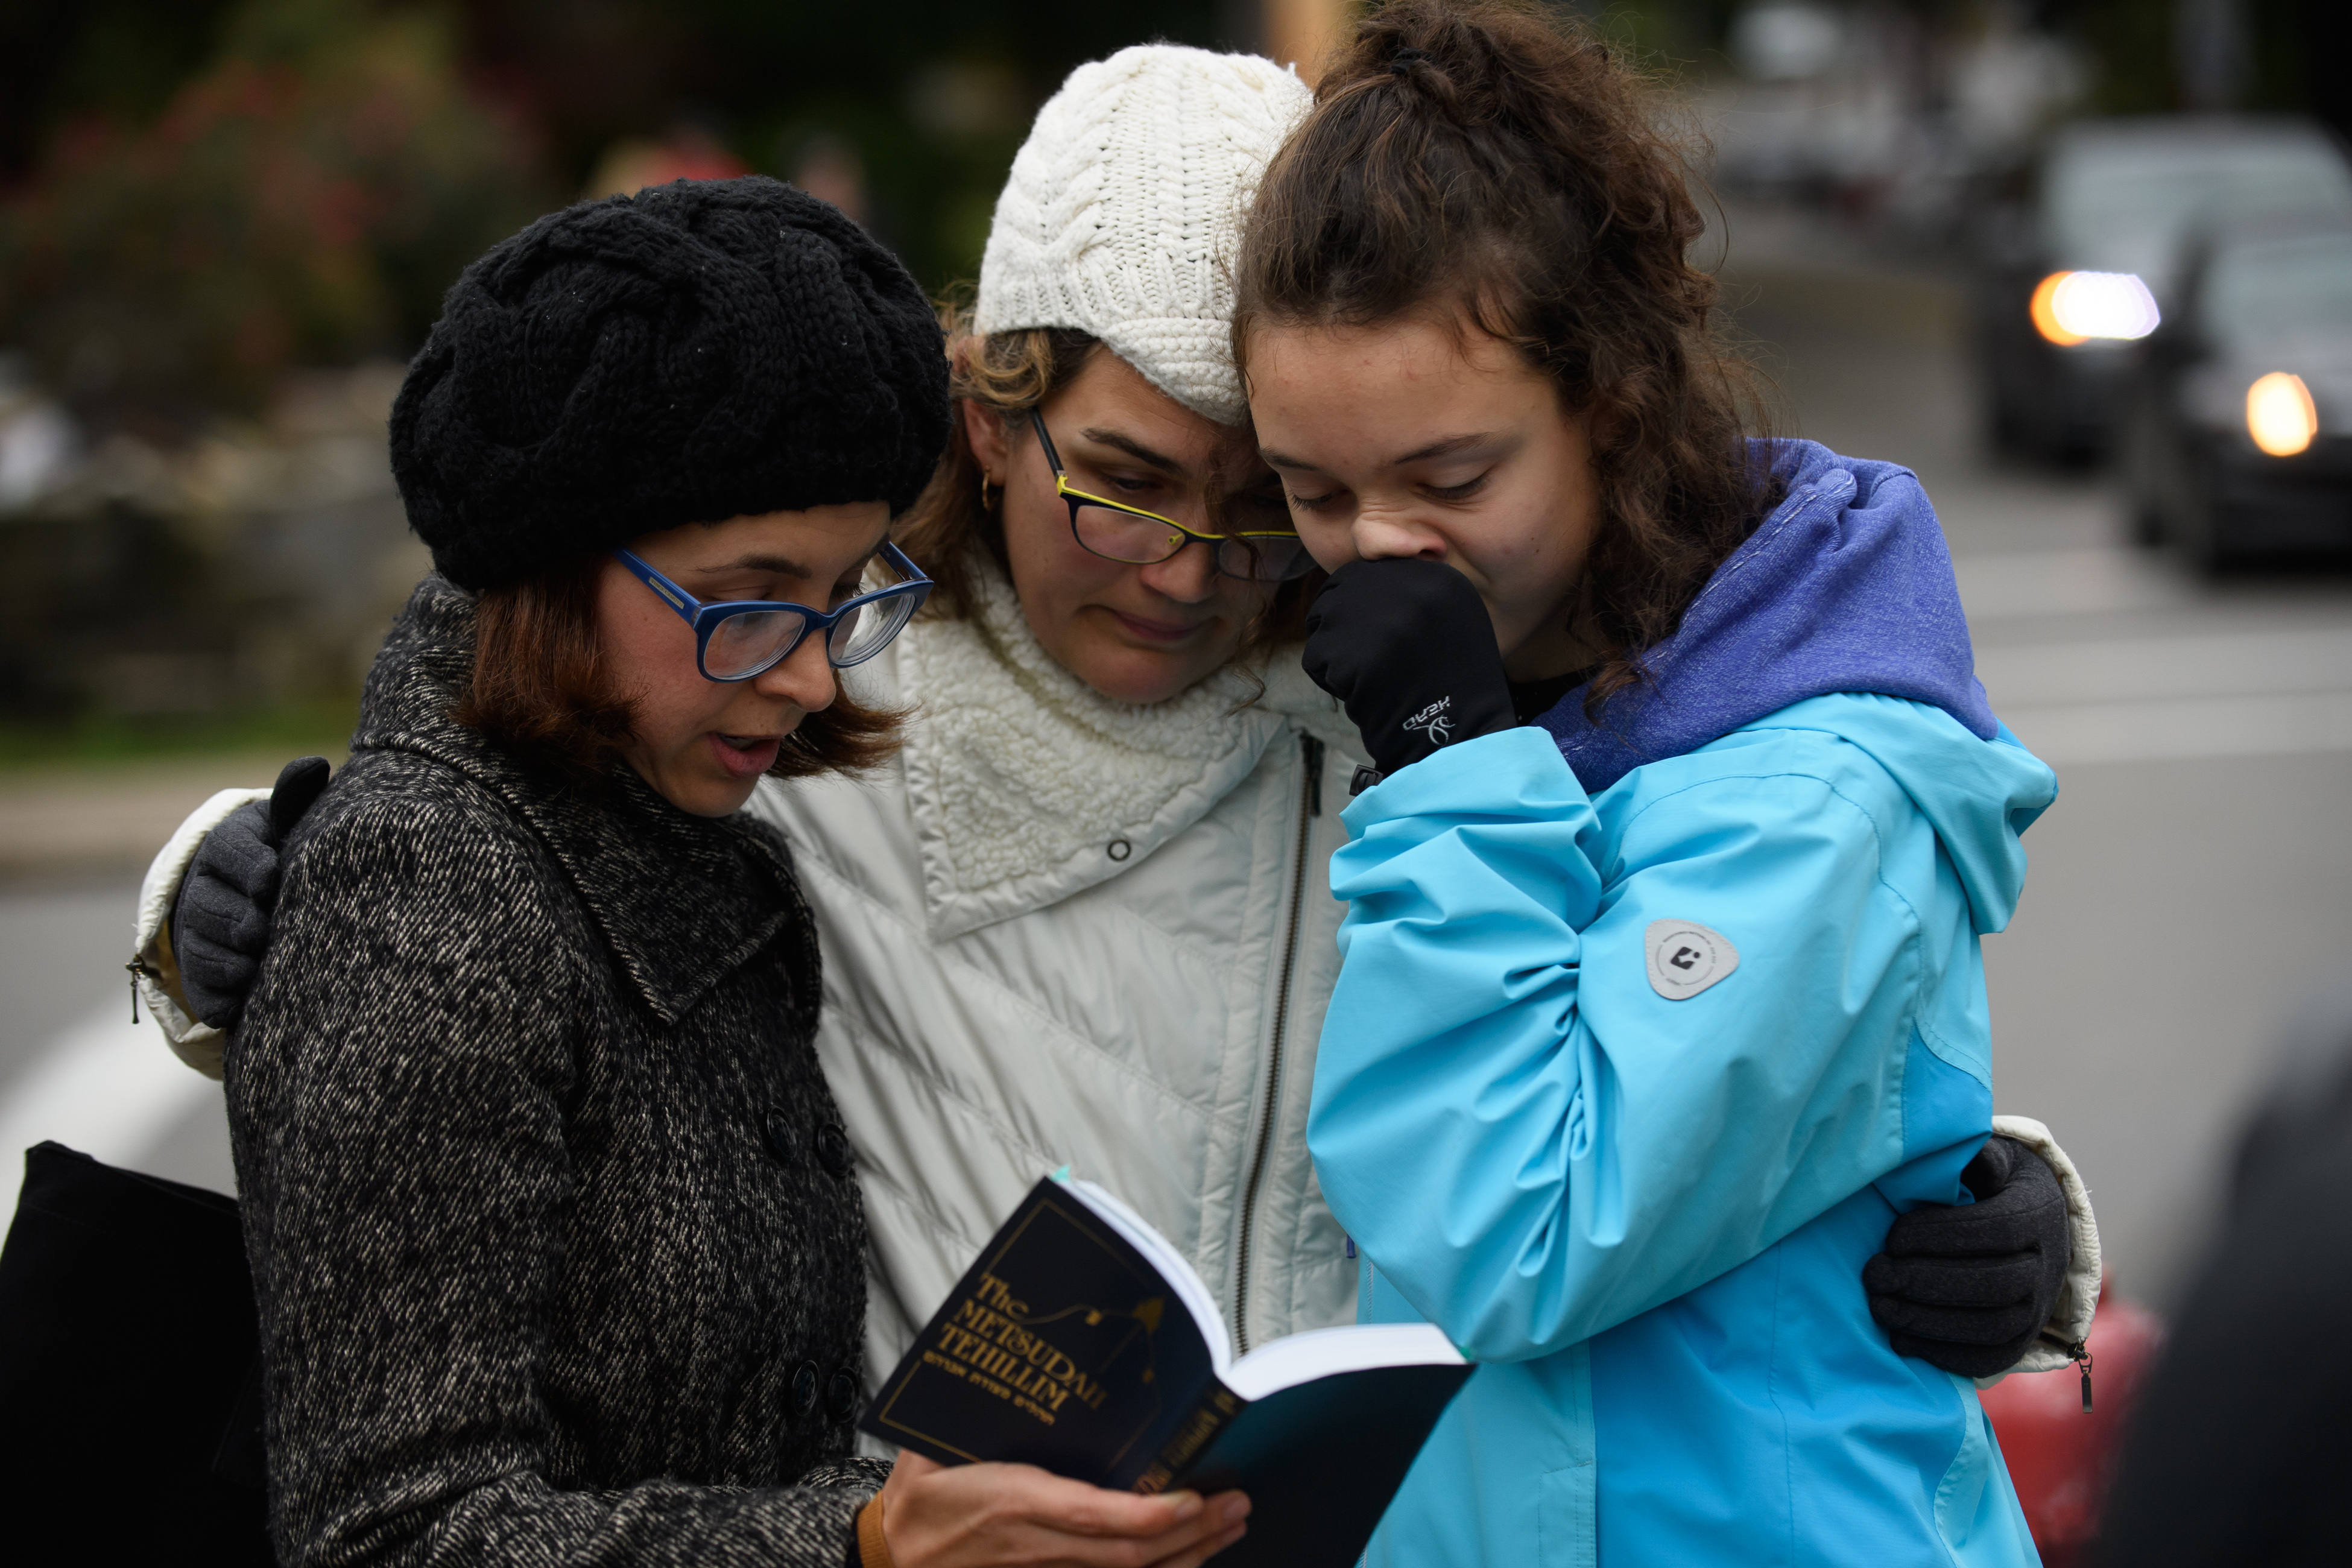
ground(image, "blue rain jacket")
xmin=1313 ymin=443 xmax=2060 ymax=1567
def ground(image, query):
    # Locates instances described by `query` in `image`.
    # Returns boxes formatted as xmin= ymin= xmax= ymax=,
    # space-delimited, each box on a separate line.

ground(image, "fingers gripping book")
xmin=861 ymin=1175 xmax=1473 ymax=1568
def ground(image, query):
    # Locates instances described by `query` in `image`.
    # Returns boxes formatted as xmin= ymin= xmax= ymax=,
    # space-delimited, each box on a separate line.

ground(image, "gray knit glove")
xmin=170 ymin=757 xmax=331 ymax=1030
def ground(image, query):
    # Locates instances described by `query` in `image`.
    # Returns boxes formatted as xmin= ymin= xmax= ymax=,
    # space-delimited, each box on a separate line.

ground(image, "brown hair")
xmin=455 ymin=551 xmax=900 ymax=783
xmin=1234 ymin=0 xmax=1779 ymax=716
xmin=894 ymin=299 xmax=1320 ymax=657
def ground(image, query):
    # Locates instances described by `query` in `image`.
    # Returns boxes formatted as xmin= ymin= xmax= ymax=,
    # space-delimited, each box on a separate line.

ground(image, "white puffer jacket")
xmin=779 ymin=560 xmax=1368 ymax=1385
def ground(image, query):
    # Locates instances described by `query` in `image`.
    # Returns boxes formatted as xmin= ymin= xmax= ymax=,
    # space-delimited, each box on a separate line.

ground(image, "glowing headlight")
xmin=2030 ymin=271 xmax=2161 ymax=346
xmin=2246 ymin=372 xmax=2318 ymax=457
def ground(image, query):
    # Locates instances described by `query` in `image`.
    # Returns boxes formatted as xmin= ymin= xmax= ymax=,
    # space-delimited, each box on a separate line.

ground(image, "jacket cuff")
xmin=133 ymin=786 xmax=270 ymax=1080
xmin=853 ymin=1494 xmax=892 ymax=1568
xmin=1974 ymin=1113 xmax=2103 ymax=1386
xmin=1338 ymin=725 xmax=1584 ymax=833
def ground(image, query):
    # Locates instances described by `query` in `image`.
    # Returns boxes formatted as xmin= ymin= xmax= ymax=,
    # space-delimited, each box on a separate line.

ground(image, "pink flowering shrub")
xmin=0 ymin=10 xmax=550 ymax=420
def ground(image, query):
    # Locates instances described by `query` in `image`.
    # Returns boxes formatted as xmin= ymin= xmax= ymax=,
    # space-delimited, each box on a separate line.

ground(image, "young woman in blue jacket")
xmin=1236 ymin=4 xmax=2058 ymax=1564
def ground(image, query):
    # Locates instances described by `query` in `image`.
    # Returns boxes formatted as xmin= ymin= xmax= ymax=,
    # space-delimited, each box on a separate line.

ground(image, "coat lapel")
xmin=510 ymin=773 xmax=800 ymax=1028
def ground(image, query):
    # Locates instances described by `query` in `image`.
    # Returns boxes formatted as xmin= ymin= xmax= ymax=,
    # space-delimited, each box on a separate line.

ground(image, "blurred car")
xmin=1977 ymin=118 xmax=2352 ymax=460
xmin=2121 ymin=223 xmax=2352 ymax=571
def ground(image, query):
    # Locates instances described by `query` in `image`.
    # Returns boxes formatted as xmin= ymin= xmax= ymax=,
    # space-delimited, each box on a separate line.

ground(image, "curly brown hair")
xmin=894 ymin=301 xmax=1321 ymax=658
xmin=456 ymin=552 xmax=900 ymax=784
xmin=1234 ymin=0 xmax=1780 ymax=716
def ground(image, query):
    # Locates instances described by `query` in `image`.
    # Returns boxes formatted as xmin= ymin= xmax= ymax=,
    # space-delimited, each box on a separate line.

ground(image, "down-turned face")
xmin=1245 ymin=313 xmax=1604 ymax=682
xmin=596 ymin=502 xmax=889 ymax=817
xmin=963 ymin=351 xmax=1286 ymax=706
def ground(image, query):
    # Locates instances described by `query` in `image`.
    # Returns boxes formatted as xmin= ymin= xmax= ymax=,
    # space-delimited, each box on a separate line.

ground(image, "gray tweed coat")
xmin=231 ymin=578 xmax=882 ymax=1567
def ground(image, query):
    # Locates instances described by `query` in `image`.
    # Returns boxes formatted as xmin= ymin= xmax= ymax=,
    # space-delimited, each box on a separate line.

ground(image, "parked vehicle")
xmin=2122 ymin=222 xmax=2352 ymax=571
xmin=1977 ymin=118 xmax=2352 ymax=461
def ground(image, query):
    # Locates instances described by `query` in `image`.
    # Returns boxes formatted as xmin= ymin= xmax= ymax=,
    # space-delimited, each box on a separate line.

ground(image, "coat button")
xmin=791 ymin=1360 xmax=820 ymax=1416
xmin=815 ymin=1122 xmax=853 ymax=1180
xmin=826 ymin=1368 xmax=859 ymax=1425
xmin=763 ymin=1110 xmax=796 ymax=1166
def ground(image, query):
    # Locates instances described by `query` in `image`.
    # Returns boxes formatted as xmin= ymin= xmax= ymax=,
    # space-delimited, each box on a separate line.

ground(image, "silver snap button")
xmin=1107 ymin=838 xmax=1133 ymax=861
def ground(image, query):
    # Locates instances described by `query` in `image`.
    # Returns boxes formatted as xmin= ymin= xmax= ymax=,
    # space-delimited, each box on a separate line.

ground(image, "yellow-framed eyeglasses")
xmin=1028 ymin=410 xmax=1317 ymax=582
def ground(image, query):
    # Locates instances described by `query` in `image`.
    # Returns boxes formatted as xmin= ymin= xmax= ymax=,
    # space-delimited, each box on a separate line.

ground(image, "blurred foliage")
xmin=2058 ymin=0 xmax=2198 ymax=114
xmin=2016 ymin=1 xmax=2334 ymax=119
xmin=0 ymin=501 xmax=239 ymax=724
xmin=0 ymin=0 xmax=552 ymax=423
xmin=1 ymin=0 xmax=2337 ymax=424
xmin=0 ymin=0 xmax=1247 ymax=422
xmin=2242 ymin=0 xmax=2346 ymax=121
xmin=446 ymin=0 xmax=1237 ymax=291
xmin=0 ymin=698 xmax=358 ymax=771
xmin=0 ymin=0 xmax=240 ymax=177
xmin=0 ymin=0 xmax=1254 ymax=738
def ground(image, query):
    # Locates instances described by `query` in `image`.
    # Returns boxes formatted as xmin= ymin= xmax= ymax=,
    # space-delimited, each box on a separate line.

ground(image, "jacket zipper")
xmin=127 ymin=957 xmax=160 ymax=1023
xmin=1233 ymin=732 xmax=1323 ymax=1352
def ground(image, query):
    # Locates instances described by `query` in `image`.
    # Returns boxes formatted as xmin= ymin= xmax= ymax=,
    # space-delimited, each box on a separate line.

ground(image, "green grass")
xmin=0 ymin=697 xmax=359 ymax=772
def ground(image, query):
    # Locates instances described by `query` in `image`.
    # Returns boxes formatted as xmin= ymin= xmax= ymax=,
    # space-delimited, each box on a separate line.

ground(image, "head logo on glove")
xmin=1402 ymin=697 xmax=1455 ymax=745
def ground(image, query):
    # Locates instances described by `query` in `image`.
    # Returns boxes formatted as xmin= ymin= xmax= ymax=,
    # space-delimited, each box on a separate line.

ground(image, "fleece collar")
xmin=352 ymin=577 xmax=809 ymax=1026
xmin=894 ymin=552 xmax=1348 ymax=940
xmin=1539 ymin=440 xmax=1997 ymax=795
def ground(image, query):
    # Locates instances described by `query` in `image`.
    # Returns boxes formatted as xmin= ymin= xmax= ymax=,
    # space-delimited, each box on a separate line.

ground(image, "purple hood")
xmin=1538 ymin=440 xmax=1995 ymax=795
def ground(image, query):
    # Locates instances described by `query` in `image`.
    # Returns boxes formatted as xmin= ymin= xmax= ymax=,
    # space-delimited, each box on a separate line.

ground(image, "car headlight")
xmin=2030 ymin=271 xmax=2161 ymax=346
xmin=2246 ymin=372 xmax=2319 ymax=457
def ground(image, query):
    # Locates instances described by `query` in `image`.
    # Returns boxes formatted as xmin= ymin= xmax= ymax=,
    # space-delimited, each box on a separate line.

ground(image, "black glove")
xmin=169 ymin=756 xmax=332 ymax=1031
xmin=1301 ymin=558 xmax=1516 ymax=788
xmin=1863 ymin=1135 xmax=2072 ymax=1377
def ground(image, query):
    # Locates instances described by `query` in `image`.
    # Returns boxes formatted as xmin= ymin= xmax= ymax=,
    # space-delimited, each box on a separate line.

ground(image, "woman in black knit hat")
xmin=221 ymin=177 xmax=1246 ymax=1568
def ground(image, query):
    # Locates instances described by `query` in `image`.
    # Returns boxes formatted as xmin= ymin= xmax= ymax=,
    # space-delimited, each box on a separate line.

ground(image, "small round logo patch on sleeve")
xmin=1645 ymin=920 xmax=1739 ymax=1000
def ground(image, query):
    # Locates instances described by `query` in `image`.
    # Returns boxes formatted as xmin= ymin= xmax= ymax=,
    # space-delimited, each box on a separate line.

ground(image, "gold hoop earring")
xmin=978 ymin=473 xmax=999 ymax=512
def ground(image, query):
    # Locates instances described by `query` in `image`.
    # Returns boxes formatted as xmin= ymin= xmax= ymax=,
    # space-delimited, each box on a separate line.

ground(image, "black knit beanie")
xmin=390 ymin=176 xmax=949 ymax=590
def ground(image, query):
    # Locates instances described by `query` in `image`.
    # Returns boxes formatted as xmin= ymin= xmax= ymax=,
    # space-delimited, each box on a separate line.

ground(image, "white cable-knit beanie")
xmin=973 ymin=45 xmax=1312 ymax=428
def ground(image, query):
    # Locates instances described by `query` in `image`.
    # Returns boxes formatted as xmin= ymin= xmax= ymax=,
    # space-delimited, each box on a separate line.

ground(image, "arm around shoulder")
xmin=1982 ymin=1114 xmax=2102 ymax=1379
xmin=133 ymin=785 xmax=271 ymax=1077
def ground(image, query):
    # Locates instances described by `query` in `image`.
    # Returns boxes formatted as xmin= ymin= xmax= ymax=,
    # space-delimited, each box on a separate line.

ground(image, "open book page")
xmin=1221 ymin=1321 xmax=1464 ymax=1402
xmin=1062 ymin=1177 xmax=1231 ymax=1373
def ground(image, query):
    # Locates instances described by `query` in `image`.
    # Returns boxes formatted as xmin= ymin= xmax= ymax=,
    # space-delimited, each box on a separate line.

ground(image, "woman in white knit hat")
xmin=142 ymin=39 xmax=2095 ymax=1475
xmin=782 ymin=46 xmax=1365 ymax=1376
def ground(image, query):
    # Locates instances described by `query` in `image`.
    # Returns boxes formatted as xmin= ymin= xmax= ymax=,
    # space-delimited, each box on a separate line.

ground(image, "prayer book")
xmin=860 ymin=1174 xmax=1472 ymax=1567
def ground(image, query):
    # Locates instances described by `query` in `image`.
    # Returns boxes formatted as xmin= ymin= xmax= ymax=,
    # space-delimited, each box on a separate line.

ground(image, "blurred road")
xmin=0 ymin=754 xmax=305 ymax=1209
xmin=6 ymin=211 xmax=2351 ymax=1311
xmin=1730 ymin=213 xmax=2352 ymax=1307
xmin=0 ymin=872 xmax=234 ymax=1213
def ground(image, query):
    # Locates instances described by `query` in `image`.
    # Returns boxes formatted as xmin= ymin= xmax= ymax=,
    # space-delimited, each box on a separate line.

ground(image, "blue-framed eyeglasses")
xmin=613 ymin=541 xmax=932 ymax=683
